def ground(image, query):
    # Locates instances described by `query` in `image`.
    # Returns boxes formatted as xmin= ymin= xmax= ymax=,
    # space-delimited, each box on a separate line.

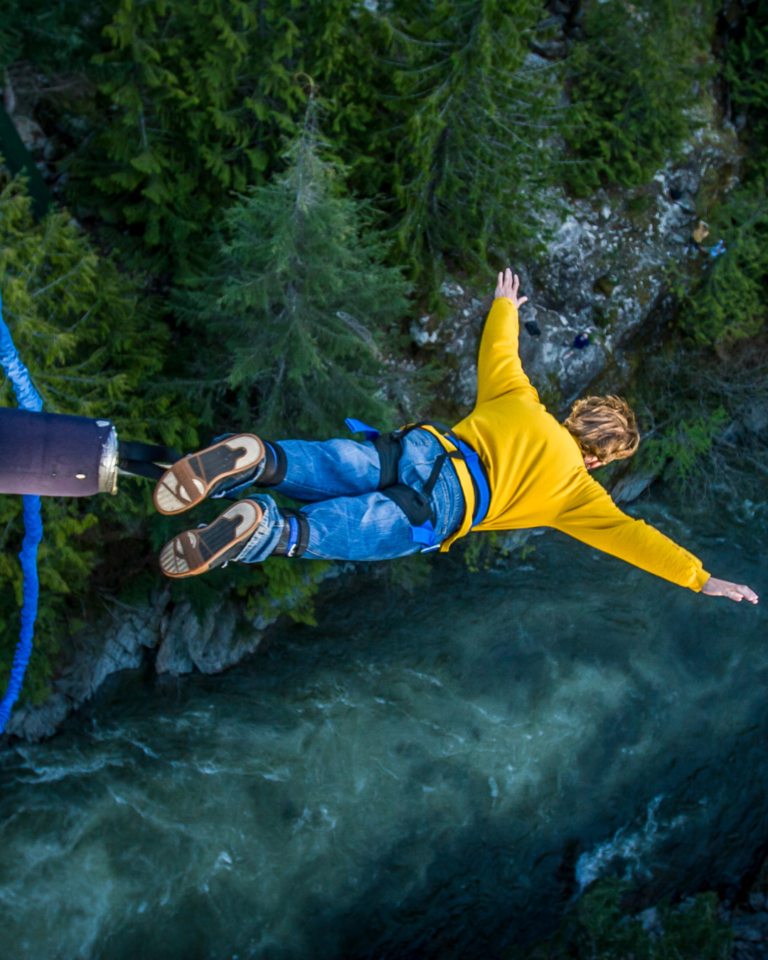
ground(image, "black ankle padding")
xmin=257 ymin=441 xmax=288 ymax=486
xmin=272 ymin=508 xmax=310 ymax=558
xmin=373 ymin=432 xmax=402 ymax=490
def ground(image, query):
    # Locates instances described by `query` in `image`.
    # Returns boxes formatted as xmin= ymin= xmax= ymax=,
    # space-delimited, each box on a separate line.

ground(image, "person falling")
xmin=154 ymin=269 xmax=758 ymax=605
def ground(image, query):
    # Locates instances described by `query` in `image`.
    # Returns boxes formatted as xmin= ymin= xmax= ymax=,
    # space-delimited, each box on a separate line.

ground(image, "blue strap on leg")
xmin=409 ymin=519 xmax=438 ymax=550
xmin=286 ymin=517 xmax=299 ymax=556
xmin=0 ymin=289 xmax=44 ymax=734
xmin=345 ymin=418 xmax=380 ymax=441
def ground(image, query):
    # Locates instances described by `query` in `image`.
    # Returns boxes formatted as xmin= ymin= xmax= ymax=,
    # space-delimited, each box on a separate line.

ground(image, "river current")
xmin=0 ymin=496 xmax=766 ymax=959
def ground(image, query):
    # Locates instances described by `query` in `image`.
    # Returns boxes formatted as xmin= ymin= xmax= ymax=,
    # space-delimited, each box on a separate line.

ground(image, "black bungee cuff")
xmin=257 ymin=441 xmax=288 ymax=487
xmin=0 ymin=408 xmax=119 ymax=497
xmin=118 ymin=440 xmax=182 ymax=481
xmin=272 ymin=508 xmax=310 ymax=558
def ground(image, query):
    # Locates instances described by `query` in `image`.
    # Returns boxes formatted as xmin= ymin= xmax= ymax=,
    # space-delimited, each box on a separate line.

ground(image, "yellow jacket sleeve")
xmin=476 ymin=298 xmax=539 ymax=404
xmin=554 ymin=477 xmax=710 ymax=591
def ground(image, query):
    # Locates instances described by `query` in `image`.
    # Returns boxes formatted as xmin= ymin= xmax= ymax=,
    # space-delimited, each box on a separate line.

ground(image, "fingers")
xmin=494 ymin=268 xmax=526 ymax=304
xmin=704 ymin=577 xmax=760 ymax=603
xmin=738 ymin=584 xmax=759 ymax=604
xmin=725 ymin=584 xmax=758 ymax=603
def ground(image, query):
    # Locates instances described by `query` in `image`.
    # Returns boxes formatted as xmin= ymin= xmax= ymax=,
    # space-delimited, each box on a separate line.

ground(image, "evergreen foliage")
xmin=670 ymin=190 xmax=768 ymax=346
xmin=727 ymin=0 xmax=768 ymax=164
xmin=67 ymin=0 xmax=560 ymax=287
xmin=0 ymin=171 xmax=192 ymax=701
xmin=565 ymin=0 xmax=714 ymax=193
xmin=0 ymin=0 xmax=110 ymax=72
xmin=185 ymin=100 xmax=410 ymax=439
xmin=69 ymin=0 xmax=305 ymax=277
xmin=387 ymin=0 xmax=561 ymax=279
xmin=623 ymin=331 xmax=768 ymax=500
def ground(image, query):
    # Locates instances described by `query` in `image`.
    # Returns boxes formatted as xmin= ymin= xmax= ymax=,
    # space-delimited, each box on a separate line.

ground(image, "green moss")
xmin=626 ymin=193 xmax=654 ymax=216
xmin=507 ymin=878 xmax=732 ymax=960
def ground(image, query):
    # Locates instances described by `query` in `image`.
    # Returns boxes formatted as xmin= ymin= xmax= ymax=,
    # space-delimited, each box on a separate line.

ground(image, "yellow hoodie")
xmin=426 ymin=297 xmax=709 ymax=591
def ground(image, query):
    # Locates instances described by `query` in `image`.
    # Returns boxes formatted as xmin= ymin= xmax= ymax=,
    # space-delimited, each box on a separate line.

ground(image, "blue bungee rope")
xmin=0 ymin=289 xmax=43 ymax=734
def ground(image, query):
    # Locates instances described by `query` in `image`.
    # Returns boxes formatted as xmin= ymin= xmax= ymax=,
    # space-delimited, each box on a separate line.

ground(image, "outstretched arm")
xmin=555 ymin=476 xmax=758 ymax=602
xmin=476 ymin=269 xmax=537 ymax=404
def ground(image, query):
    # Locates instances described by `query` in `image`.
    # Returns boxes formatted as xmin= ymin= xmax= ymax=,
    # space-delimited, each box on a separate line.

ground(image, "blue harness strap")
xmin=344 ymin=418 xmax=380 ymax=442
xmin=448 ymin=435 xmax=490 ymax=528
xmin=0 ymin=289 xmax=44 ymax=735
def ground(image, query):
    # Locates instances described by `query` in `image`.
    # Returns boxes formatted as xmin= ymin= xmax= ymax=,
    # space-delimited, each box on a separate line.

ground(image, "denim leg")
xmin=273 ymin=439 xmax=381 ymax=501
xmin=236 ymin=430 xmax=466 ymax=564
xmin=216 ymin=438 xmax=382 ymax=502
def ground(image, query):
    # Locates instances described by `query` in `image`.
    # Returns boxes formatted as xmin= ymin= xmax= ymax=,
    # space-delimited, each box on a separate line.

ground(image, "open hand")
xmin=494 ymin=268 xmax=528 ymax=310
xmin=701 ymin=576 xmax=759 ymax=604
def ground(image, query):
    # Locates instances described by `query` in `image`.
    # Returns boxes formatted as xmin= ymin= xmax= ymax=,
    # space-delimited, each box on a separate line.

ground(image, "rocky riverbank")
xmin=410 ymin=100 xmax=741 ymax=418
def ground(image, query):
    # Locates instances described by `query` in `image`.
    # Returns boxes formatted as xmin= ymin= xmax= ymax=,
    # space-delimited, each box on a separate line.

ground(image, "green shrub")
xmin=621 ymin=330 xmax=768 ymax=501
xmin=68 ymin=0 xmax=305 ymax=278
xmin=565 ymin=0 xmax=715 ymax=193
xmin=0 ymin=0 xmax=111 ymax=72
xmin=669 ymin=188 xmax=768 ymax=346
xmin=728 ymin=0 xmax=768 ymax=163
xmin=510 ymin=878 xmax=732 ymax=960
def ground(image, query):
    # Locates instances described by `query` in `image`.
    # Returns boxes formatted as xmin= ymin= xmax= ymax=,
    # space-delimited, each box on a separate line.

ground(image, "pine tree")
xmin=565 ymin=0 xmax=716 ymax=193
xmin=69 ymin=0 xmax=305 ymax=277
xmin=295 ymin=0 xmax=395 ymax=197
xmin=187 ymin=98 xmax=410 ymax=439
xmin=386 ymin=0 xmax=561 ymax=281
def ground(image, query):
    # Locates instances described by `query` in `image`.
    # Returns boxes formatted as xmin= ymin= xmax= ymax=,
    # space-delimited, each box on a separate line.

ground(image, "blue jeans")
xmin=235 ymin=430 xmax=466 ymax=563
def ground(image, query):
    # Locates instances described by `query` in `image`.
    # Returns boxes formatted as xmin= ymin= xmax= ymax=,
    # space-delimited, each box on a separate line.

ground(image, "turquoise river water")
xmin=0 ymin=496 xmax=766 ymax=959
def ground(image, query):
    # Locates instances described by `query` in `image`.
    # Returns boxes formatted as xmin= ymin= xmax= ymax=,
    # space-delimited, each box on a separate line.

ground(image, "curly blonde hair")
xmin=563 ymin=395 xmax=640 ymax=464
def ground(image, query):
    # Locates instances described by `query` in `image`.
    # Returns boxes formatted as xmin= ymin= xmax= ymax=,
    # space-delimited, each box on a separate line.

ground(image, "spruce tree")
xmin=386 ymin=0 xmax=561 ymax=281
xmin=69 ymin=0 xmax=305 ymax=277
xmin=565 ymin=0 xmax=715 ymax=192
xmin=187 ymin=98 xmax=410 ymax=439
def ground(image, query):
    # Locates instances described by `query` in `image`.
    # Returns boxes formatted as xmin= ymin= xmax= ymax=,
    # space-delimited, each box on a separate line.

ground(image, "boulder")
xmin=155 ymin=600 xmax=262 ymax=676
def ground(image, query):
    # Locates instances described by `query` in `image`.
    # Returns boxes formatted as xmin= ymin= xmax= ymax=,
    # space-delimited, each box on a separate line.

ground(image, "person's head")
xmin=564 ymin=395 xmax=640 ymax=470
